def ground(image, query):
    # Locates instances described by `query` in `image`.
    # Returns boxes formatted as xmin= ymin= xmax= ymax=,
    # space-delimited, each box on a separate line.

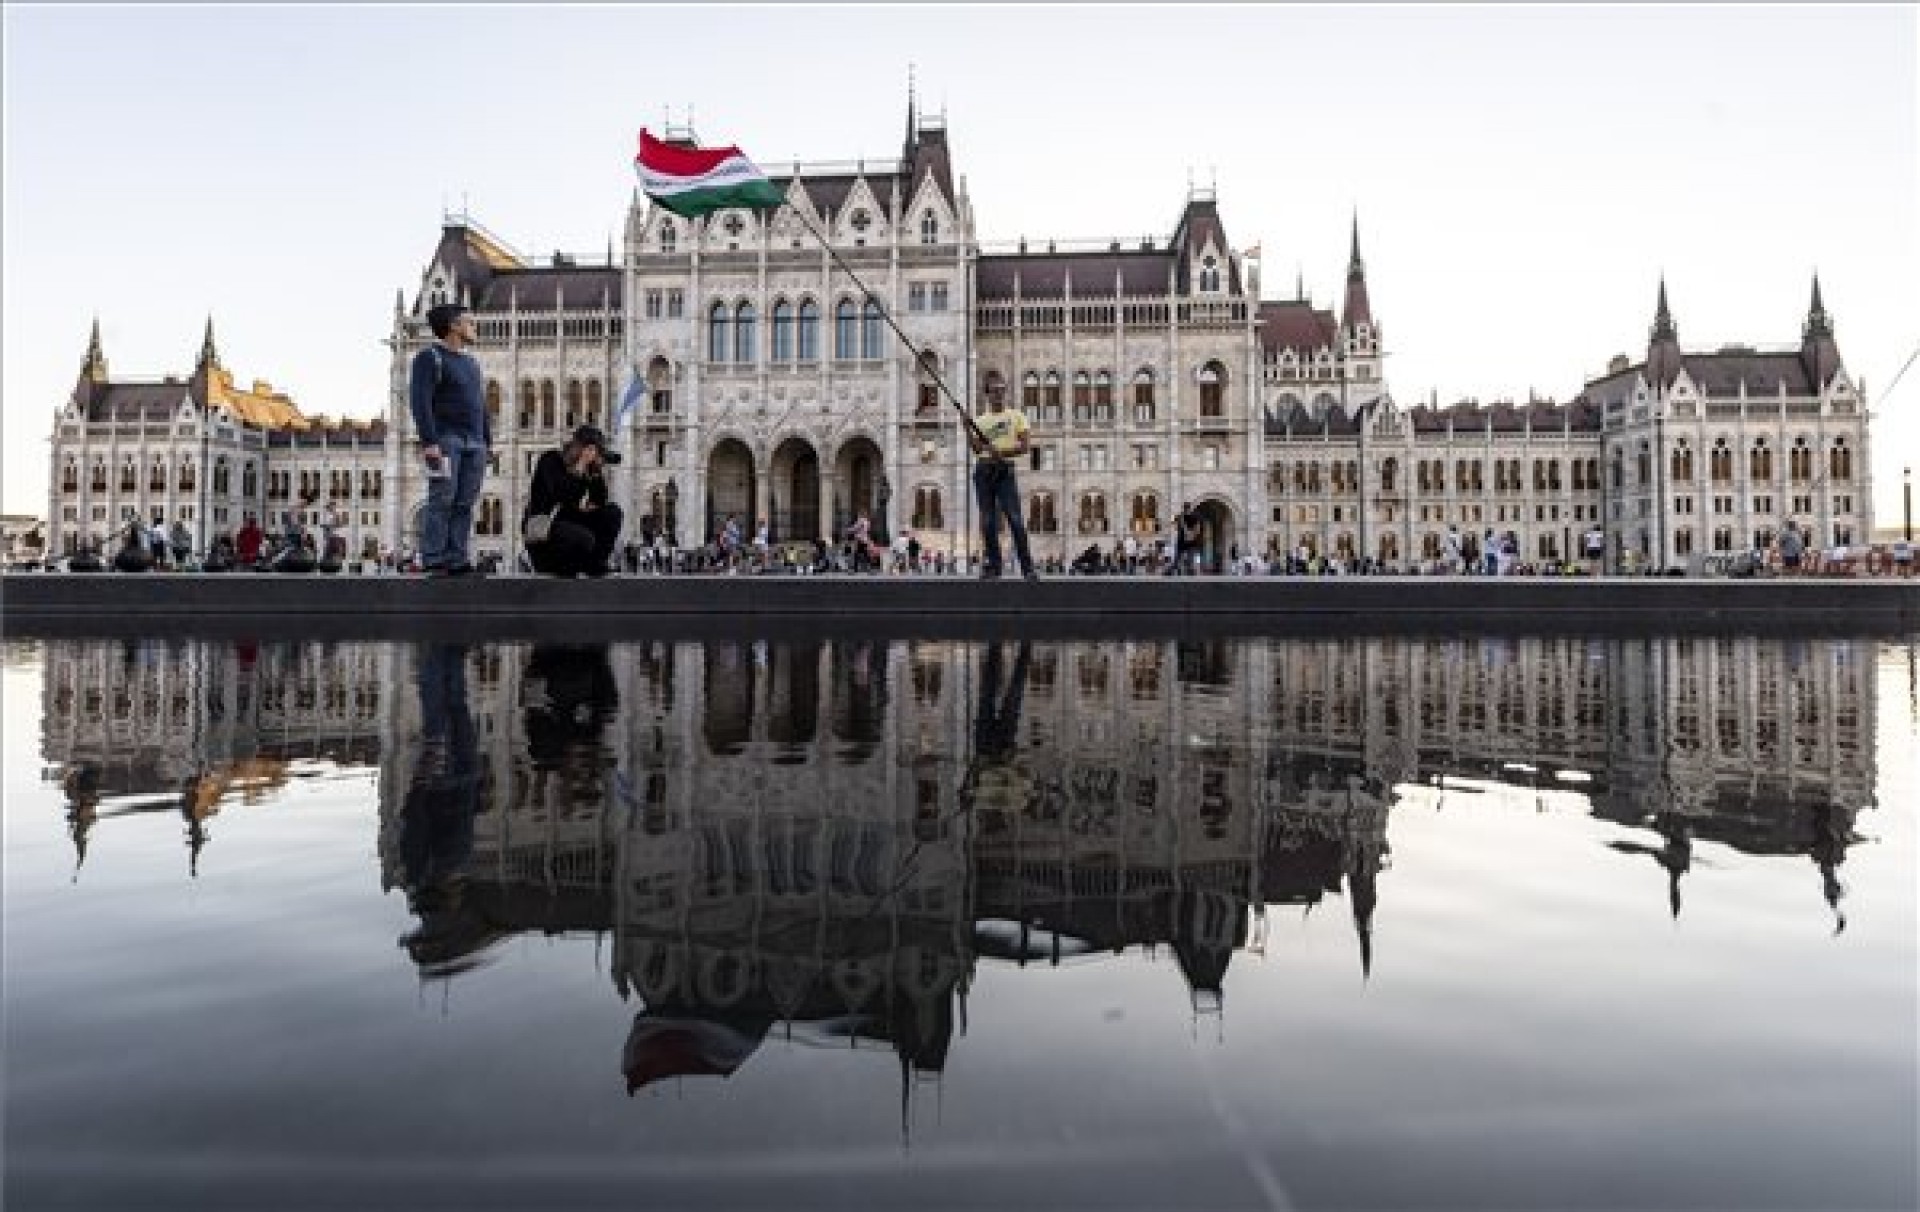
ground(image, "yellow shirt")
xmin=975 ymin=407 xmax=1030 ymax=460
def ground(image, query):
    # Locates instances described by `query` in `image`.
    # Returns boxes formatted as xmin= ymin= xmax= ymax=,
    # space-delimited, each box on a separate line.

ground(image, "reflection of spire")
xmin=1809 ymin=803 xmax=1849 ymax=936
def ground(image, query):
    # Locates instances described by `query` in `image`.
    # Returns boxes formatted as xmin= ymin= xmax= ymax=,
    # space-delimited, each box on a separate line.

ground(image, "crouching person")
xmin=525 ymin=426 xmax=624 ymax=577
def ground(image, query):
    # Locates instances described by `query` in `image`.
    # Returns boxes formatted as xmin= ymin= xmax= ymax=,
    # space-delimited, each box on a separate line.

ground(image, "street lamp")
xmin=1905 ymin=466 xmax=1912 ymax=543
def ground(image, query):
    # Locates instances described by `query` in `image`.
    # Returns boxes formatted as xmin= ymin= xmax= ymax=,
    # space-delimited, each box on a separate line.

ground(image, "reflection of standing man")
xmin=409 ymin=303 xmax=490 ymax=577
xmin=963 ymin=642 xmax=1033 ymax=825
xmin=399 ymin=644 xmax=486 ymax=968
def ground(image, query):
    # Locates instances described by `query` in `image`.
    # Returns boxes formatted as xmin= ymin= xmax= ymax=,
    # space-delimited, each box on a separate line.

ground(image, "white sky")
xmin=5 ymin=4 xmax=1916 ymax=524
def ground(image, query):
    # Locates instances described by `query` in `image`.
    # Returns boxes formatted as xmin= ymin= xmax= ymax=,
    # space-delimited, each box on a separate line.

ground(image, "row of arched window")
xmin=1017 ymin=491 xmax=1163 ymax=535
xmin=63 ymin=456 xmax=259 ymax=496
xmin=984 ymin=367 xmax=1174 ymax=425
xmin=708 ymin=298 xmax=886 ymax=364
xmin=1663 ymin=436 xmax=1852 ymax=485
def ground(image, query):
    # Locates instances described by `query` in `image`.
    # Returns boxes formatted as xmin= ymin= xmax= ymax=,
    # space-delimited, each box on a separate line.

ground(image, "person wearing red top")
xmin=235 ymin=515 xmax=265 ymax=566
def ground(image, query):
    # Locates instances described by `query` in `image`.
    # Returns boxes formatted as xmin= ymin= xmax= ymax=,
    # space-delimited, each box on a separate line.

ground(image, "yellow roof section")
xmin=466 ymin=226 xmax=524 ymax=271
xmin=207 ymin=365 xmax=309 ymax=430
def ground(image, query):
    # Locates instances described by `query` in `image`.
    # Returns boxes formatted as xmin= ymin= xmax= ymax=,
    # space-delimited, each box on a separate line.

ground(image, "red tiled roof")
xmin=1257 ymin=301 xmax=1338 ymax=354
xmin=977 ymin=251 xmax=1173 ymax=300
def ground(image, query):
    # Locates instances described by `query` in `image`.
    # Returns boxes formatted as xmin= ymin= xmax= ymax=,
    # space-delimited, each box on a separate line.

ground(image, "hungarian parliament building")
xmin=45 ymin=105 xmax=1876 ymax=571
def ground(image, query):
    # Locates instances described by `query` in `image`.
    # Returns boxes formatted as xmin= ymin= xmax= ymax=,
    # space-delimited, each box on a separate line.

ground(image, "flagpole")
xmin=786 ymin=209 xmax=992 ymax=453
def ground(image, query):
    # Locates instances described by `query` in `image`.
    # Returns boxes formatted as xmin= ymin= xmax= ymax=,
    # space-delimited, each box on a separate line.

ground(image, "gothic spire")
xmin=1651 ymin=277 xmax=1676 ymax=342
xmin=1647 ymin=276 xmax=1684 ymax=389
xmin=1340 ymin=212 xmax=1373 ymax=331
xmin=196 ymin=315 xmax=221 ymax=371
xmin=1803 ymin=272 xmax=1833 ymax=339
xmin=81 ymin=315 xmax=108 ymax=382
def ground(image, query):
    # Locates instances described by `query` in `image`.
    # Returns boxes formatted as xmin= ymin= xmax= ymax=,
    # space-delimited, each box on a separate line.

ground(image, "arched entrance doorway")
xmin=1193 ymin=499 xmax=1235 ymax=573
xmin=833 ymin=436 xmax=887 ymax=541
xmin=769 ymin=437 xmax=820 ymax=542
xmin=706 ymin=438 xmax=756 ymax=545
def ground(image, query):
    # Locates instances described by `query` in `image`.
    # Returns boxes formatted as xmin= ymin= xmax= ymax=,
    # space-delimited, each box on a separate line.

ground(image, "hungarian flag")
xmin=634 ymin=129 xmax=785 ymax=218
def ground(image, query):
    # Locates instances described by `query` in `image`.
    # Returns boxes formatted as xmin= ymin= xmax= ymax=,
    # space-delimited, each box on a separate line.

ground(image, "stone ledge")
xmin=4 ymin=573 xmax=1915 ymax=638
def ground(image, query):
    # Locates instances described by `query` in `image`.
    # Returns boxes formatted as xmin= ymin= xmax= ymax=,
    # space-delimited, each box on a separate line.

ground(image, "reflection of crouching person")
xmin=525 ymin=426 xmax=624 ymax=578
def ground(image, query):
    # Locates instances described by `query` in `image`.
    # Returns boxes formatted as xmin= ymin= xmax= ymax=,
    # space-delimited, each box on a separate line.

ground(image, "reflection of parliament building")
xmin=41 ymin=635 xmax=1878 ymax=1087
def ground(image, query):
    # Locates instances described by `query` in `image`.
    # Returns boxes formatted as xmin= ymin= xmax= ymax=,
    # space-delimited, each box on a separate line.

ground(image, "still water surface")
xmin=3 ymin=635 xmax=1915 ymax=1210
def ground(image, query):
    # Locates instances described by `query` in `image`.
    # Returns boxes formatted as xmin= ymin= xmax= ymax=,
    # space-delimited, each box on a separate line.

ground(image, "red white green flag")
xmin=634 ymin=129 xmax=785 ymax=218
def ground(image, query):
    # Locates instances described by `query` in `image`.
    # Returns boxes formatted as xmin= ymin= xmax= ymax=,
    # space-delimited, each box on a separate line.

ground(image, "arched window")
xmin=1133 ymin=368 xmax=1156 ymax=423
xmin=1028 ymin=491 xmax=1058 ymax=534
xmin=540 ymin=380 xmax=556 ymax=429
xmin=708 ymin=302 xmax=731 ymax=363
xmin=1710 ymin=440 xmax=1732 ymax=482
xmin=1636 ymin=442 xmax=1651 ymax=486
xmin=1829 ymin=438 xmax=1852 ymax=481
xmin=1750 ymin=439 xmax=1773 ymax=482
xmin=1381 ymin=458 xmax=1398 ymax=493
xmin=797 ymin=299 xmax=820 ymax=361
xmin=1199 ymin=256 xmax=1220 ymax=293
xmin=916 ymin=350 xmax=941 ymax=415
xmin=120 ymin=458 xmax=137 ymax=492
xmin=1131 ymin=492 xmax=1160 ymax=534
xmin=860 ymin=299 xmax=883 ymax=358
xmin=1022 ymin=371 xmax=1042 ymax=411
xmin=213 ymin=457 xmax=230 ymax=494
xmin=61 ymin=459 xmax=77 ymax=493
xmin=585 ymin=379 xmax=603 ymax=426
xmin=647 ymin=356 xmax=673 ymax=416
xmin=734 ymin=302 xmax=757 ymax=364
xmin=1790 ymin=436 xmax=1812 ymax=482
xmin=912 ymin=486 xmax=944 ymax=529
xmin=920 ymin=211 xmax=938 ymax=245
xmin=91 ymin=459 xmax=107 ymax=492
xmin=149 ymin=457 xmax=167 ymax=492
xmin=178 ymin=459 xmax=196 ymax=492
xmin=1043 ymin=370 xmax=1063 ymax=420
xmin=834 ymin=299 xmax=858 ymax=360
xmin=771 ymin=300 xmax=794 ymax=361
xmin=658 ymin=221 xmax=676 ymax=254
xmin=1198 ymin=361 xmax=1226 ymax=418
xmin=1073 ymin=371 xmax=1092 ymax=422
xmin=1077 ymin=492 xmax=1109 ymax=534
xmin=565 ymin=379 xmax=583 ymax=428
xmin=1093 ymin=370 xmax=1113 ymax=421
xmin=1670 ymin=442 xmax=1692 ymax=483
xmin=518 ymin=379 xmax=536 ymax=429
xmin=485 ymin=379 xmax=502 ymax=431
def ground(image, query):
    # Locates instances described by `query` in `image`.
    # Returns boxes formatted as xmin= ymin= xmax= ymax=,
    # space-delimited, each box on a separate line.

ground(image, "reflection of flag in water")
xmin=623 ymin=1015 xmax=769 ymax=1094
xmin=613 ymin=370 xmax=647 ymax=435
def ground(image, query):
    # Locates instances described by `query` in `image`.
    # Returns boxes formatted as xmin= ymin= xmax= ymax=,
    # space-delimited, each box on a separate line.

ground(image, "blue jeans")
xmin=972 ymin=461 xmax=1033 ymax=574
xmin=420 ymin=430 xmax=487 ymax=570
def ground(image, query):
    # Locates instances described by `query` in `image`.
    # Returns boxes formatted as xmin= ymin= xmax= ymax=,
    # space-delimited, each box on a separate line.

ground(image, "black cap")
xmin=572 ymin=425 xmax=621 ymax=464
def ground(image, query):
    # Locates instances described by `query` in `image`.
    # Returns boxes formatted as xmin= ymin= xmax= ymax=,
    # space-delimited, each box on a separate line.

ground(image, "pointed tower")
xmin=81 ymin=316 xmax=109 ymax=382
xmin=1647 ymin=278 xmax=1683 ymax=390
xmin=1340 ymin=214 xmax=1374 ymax=333
xmin=1800 ymin=274 xmax=1842 ymax=390
xmin=189 ymin=314 xmax=225 ymax=409
xmin=72 ymin=317 xmax=110 ymax=414
xmin=196 ymin=315 xmax=222 ymax=372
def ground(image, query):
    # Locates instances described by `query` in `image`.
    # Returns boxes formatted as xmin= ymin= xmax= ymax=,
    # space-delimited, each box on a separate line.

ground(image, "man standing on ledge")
xmin=969 ymin=384 xmax=1038 ymax=581
xmin=409 ymin=303 xmax=490 ymax=577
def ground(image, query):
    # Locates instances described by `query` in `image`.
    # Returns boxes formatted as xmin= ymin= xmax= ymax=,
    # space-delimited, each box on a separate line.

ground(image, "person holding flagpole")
xmin=969 ymin=382 xmax=1039 ymax=581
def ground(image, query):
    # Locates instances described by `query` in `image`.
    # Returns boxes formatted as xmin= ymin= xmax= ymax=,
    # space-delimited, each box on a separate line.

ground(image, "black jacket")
xmin=526 ymin=449 xmax=609 ymax=522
